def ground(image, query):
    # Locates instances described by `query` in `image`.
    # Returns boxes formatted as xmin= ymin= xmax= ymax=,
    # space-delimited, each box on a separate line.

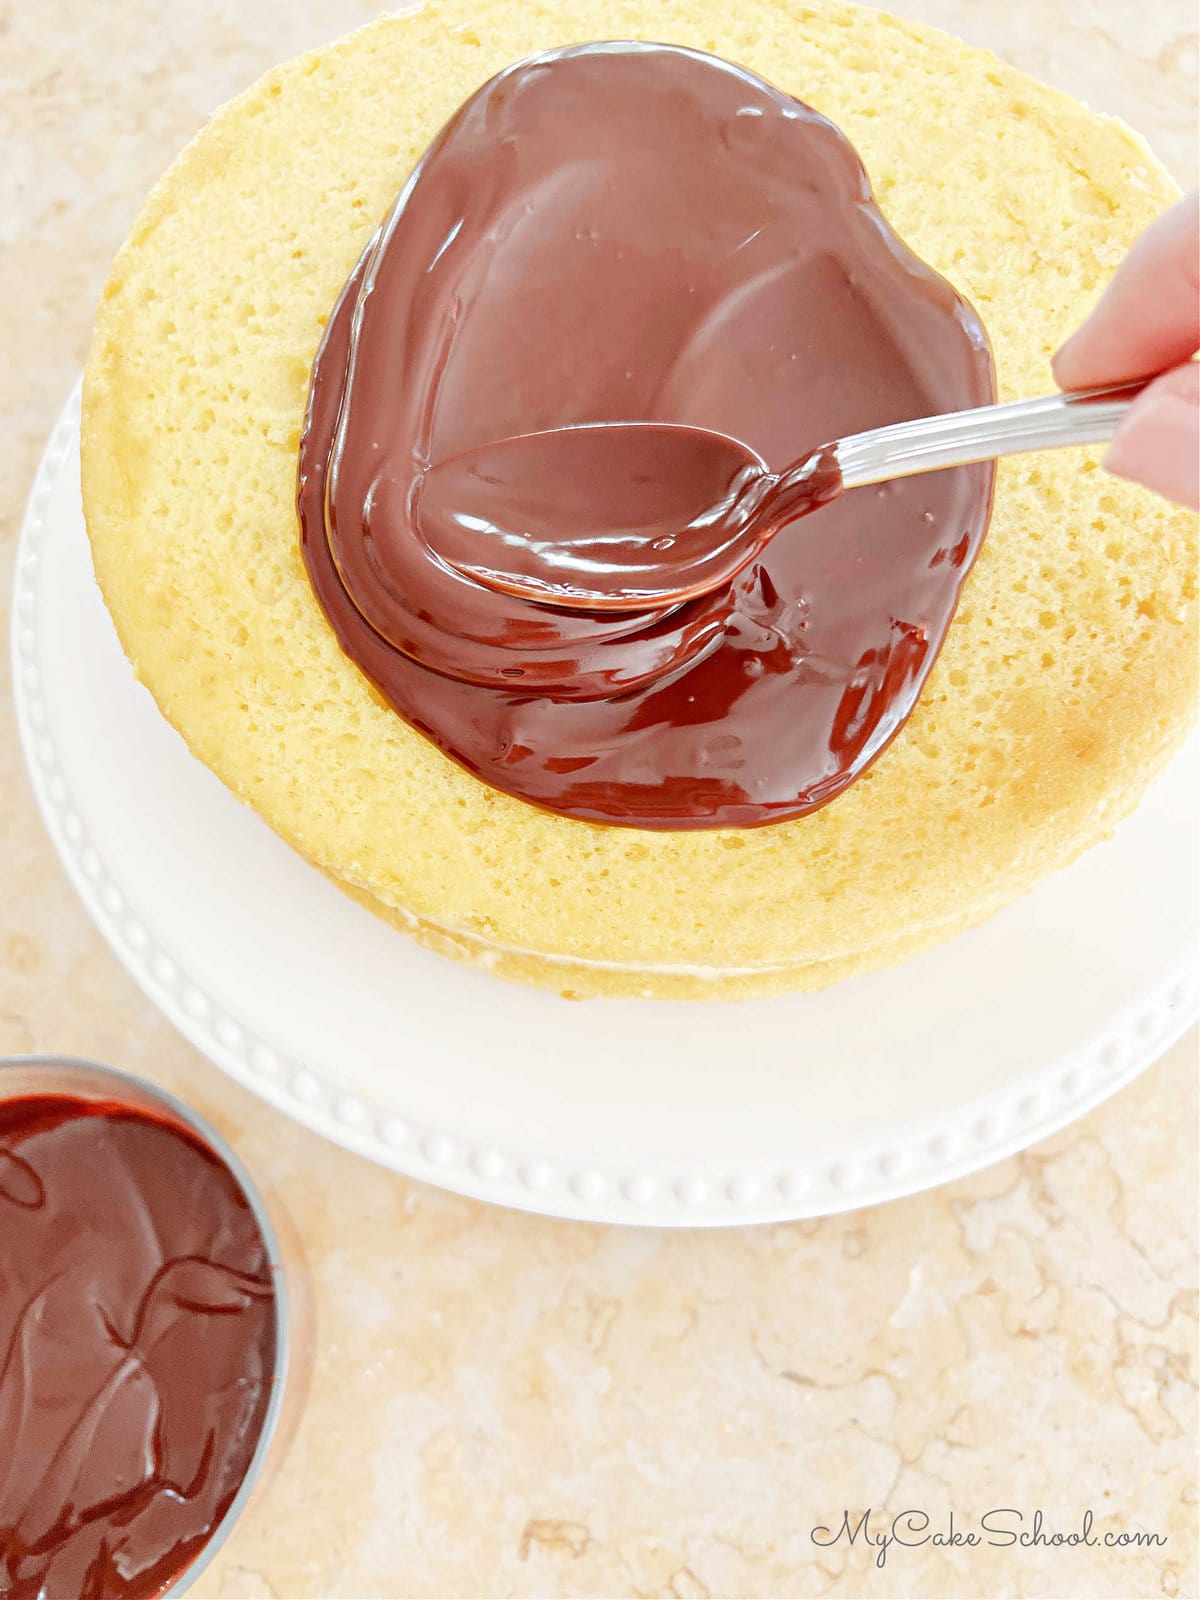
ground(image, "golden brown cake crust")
xmin=82 ymin=0 xmax=1198 ymax=999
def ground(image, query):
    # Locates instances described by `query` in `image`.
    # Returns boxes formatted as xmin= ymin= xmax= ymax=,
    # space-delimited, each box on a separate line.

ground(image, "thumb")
xmin=1102 ymin=362 xmax=1199 ymax=510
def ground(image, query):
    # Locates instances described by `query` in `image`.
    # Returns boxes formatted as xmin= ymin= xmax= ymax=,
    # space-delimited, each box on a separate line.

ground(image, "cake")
xmin=81 ymin=0 xmax=1197 ymax=999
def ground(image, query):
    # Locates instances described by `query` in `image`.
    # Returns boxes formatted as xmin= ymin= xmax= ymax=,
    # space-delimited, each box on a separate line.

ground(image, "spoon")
xmin=414 ymin=379 xmax=1146 ymax=610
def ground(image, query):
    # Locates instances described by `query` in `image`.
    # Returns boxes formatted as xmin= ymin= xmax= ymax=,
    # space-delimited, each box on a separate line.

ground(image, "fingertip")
xmin=1052 ymin=320 xmax=1107 ymax=390
xmin=1052 ymin=194 xmax=1200 ymax=390
xmin=1050 ymin=338 xmax=1075 ymax=386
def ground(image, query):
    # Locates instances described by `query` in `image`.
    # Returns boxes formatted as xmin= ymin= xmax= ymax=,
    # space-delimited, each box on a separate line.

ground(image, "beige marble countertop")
xmin=1 ymin=3 xmax=1197 ymax=1596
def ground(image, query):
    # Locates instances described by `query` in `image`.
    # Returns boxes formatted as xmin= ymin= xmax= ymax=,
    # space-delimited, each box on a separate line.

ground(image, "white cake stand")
xmin=11 ymin=384 xmax=1198 ymax=1224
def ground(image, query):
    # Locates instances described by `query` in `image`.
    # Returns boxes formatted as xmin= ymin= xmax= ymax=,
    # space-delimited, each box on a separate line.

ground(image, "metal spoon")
xmin=415 ymin=379 xmax=1145 ymax=610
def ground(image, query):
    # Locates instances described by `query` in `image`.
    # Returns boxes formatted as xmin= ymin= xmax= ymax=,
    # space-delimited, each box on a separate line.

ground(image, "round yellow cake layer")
xmin=82 ymin=0 xmax=1198 ymax=997
xmin=330 ymin=866 xmax=1019 ymax=1001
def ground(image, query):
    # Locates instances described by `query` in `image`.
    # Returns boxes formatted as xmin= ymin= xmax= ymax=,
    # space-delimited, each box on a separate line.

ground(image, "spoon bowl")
xmin=415 ymin=421 xmax=768 ymax=608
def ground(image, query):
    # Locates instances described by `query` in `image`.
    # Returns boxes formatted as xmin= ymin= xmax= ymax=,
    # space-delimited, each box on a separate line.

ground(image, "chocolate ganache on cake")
xmin=299 ymin=43 xmax=995 ymax=828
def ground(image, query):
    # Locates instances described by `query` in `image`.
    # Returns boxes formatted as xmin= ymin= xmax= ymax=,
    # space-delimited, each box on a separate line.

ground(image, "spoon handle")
xmin=835 ymin=378 xmax=1149 ymax=489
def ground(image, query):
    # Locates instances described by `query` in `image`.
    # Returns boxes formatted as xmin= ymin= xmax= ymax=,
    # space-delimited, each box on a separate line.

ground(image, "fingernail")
xmin=1104 ymin=392 xmax=1200 ymax=510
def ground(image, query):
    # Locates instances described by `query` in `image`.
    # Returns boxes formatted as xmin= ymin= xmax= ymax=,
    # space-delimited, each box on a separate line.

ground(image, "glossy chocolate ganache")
xmin=299 ymin=42 xmax=995 ymax=828
xmin=0 ymin=1095 xmax=277 ymax=1600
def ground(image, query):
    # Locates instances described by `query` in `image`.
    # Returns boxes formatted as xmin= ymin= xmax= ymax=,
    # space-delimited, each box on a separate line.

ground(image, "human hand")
xmin=1053 ymin=191 xmax=1198 ymax=510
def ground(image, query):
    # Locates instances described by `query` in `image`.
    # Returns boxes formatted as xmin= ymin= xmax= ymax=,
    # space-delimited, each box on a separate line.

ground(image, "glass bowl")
xmin=0 ymin=1053 xmax=298 ymax=1599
